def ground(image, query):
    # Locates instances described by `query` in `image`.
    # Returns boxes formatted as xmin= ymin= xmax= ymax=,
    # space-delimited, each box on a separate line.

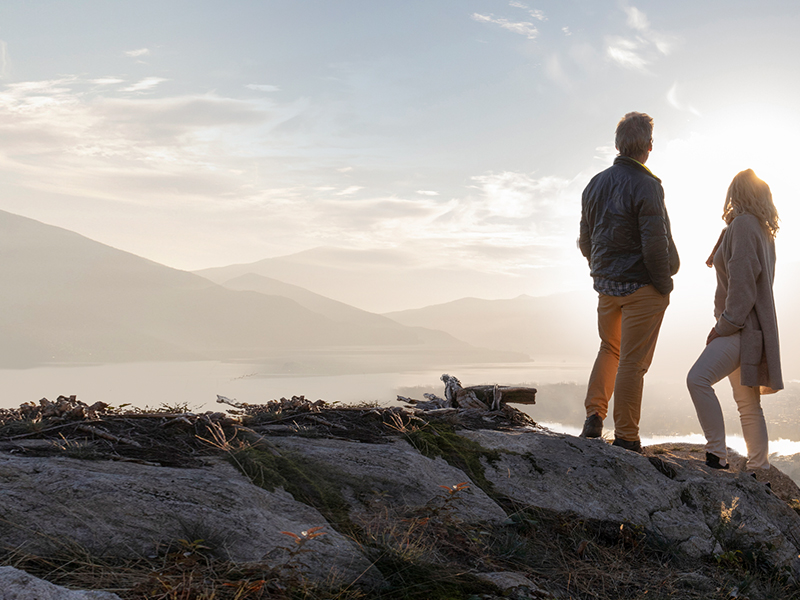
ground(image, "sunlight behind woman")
xmin=657 ymin=105 xmax=800 ymax=271
xmin=640 ymin=105 xmax=800 ymax=384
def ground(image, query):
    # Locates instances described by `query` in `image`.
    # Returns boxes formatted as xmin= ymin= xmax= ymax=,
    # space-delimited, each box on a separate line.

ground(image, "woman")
xmin=687 ymin=169 xmax=782 ymax=471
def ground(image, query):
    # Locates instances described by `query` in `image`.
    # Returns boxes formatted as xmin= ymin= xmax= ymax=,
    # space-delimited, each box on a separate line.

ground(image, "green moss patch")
xmin=405 ymin=424 xmax=504 ymax=499
xmin=229 ymin=444 xmax=358 ymax=530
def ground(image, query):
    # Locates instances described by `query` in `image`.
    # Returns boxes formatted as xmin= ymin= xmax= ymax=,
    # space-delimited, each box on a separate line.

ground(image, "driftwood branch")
xmin=216 ymin=395 xmax=247 ymax=409
xmin=76 ymin=424 xmax=142 ymax=447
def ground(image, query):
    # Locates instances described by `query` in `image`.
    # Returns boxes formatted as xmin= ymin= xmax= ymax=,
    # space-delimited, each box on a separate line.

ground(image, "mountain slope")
xmin=219 ymin=272 xmax=469 ymax=348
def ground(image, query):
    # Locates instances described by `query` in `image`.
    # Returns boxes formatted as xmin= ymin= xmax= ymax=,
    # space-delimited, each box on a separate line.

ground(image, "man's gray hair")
xmin=615 ymin=112 xmax=653 ymax=159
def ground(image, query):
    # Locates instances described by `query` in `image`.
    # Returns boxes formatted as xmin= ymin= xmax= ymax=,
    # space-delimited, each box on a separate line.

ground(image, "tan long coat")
xmin=713 ymin=213 xmax=783 ymax=392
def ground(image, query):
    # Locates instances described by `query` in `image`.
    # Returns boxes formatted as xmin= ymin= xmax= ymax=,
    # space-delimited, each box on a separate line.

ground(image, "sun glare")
xmin=655 ymin=105 xmax=800 ymax=297
xmin=634 ymin=103 xmax=800 ymax=368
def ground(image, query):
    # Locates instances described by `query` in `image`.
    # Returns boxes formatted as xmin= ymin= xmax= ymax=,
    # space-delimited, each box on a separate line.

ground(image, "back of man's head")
xmin=615 ymin=112 xmax=653 ymax=160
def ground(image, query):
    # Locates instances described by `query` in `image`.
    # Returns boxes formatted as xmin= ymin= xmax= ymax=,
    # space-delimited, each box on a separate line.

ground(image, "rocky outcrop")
xmin=460 ymin=429 xmax=800 ymax=568
xmin=3 ymin=407 xmax=800 ymax=596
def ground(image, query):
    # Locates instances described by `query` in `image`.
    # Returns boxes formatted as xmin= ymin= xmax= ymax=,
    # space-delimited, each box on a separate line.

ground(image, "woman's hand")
xmin=706 ymin=327 xmax=720 ymax=345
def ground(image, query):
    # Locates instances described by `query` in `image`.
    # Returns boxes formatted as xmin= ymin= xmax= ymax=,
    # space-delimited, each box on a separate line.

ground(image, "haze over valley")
xmin=0 ymin=209 xmax=532 ymax=372
xmin=3 ymin=208 xmax=800 ymax=464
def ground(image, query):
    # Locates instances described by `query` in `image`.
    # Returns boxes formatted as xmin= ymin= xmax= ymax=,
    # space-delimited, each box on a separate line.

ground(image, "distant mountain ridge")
xmin=218 ymin=272 xmax=473 ymax=348
xmin=384 ymin=293 xmax=599 ymax=362
xmin=0 ymin=210 xmax=521 ymax=369
xmin=194 ymin=246 xmax=569 ymax=314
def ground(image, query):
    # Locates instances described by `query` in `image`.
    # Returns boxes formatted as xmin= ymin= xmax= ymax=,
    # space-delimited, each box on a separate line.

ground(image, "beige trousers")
xmin=584 ymin=285 xmax=669 ymax=442
xmin=686 ymin=332 xmax=769 ymax=470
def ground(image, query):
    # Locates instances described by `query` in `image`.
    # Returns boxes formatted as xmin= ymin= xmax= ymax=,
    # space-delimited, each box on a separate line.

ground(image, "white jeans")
xmin=686 ymin=332 xmax=769 ymax=470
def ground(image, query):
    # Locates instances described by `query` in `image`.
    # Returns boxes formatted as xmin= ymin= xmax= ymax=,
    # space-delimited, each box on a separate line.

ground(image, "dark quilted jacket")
xmin=579 ymin=156 xmax=680 ymax=295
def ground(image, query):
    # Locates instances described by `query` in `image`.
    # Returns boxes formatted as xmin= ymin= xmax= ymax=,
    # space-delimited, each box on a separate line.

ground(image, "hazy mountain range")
xmin=194 ymin=246 xmax=569 ymax=314
xmin=0 ymin=210 xmax=522 ymax=371
xmin=4 ymin=208 xmax=799 ymax=382
xmin=384 ymin=293 xmax=599 ymax=362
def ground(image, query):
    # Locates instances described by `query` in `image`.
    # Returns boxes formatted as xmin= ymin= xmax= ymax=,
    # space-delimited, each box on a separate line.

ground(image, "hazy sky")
xmin=0 ymin=1 xmax=799 ymax=305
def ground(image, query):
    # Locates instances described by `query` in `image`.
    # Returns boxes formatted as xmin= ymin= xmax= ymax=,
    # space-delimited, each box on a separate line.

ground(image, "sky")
xmin=0 ymin=1 xmax=799 ymax=310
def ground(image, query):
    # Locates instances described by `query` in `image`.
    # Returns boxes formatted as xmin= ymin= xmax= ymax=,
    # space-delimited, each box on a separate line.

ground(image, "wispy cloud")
xmin=606 ymin=37 xmax=650 ymax=71
xmin=470 ymin=171 xmax=573 ymax=222
xmin=340 ymin=170 xmax=584 ymax=276
xmin=667 ymin=82 xmax=701 ymax=116
xmin=0 ymin=76 xmax=303 ymax=211
xmin=605 ymin=6 xmax=676 ymax=71
xmin=92 ymin=77 xmax=125 ymax=85
xmin=0 ymin=73 xmax=585 ymax=274
xmin=624 ymin=6 xmax=649 ymax=31
xmin=124 ymin=48 xmax=150 ymax=57
xmin=0 ymin=41 xmax=9 ymax=78
xmin=246 ymin=84 xmax=280 ymax=92
xmin=336 ymin=186 xmax=363 ymax=196
xmin=258 ymin=169 xmax=584 ymax=269
xmin=472 ymin=13 xmax=539 ymax=39
xmin=316 ymin=196 xmax=436 ymax=232
xmin=120 ymin=77 xmax=168 ymax=93
xmin=508 ymin=1 xmax=546 ymax=21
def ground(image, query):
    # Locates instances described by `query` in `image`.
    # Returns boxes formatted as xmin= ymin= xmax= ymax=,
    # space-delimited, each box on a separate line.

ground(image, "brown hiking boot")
xmin=579 ymin=414 xmax=603 ymax=438
xmin=612 ymin=438 xmax=642 ymax=453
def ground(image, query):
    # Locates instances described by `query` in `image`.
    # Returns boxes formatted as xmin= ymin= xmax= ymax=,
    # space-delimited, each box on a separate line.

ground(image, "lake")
xmin=0 ymin=360 xmax=590 ymax=412
xmin=4 ymin=360 xmax=799 ymax=459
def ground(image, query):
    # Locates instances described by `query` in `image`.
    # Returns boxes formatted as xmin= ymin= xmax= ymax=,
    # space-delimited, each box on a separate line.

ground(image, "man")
xmin=578 ymin=111 xmax=679 ymax=452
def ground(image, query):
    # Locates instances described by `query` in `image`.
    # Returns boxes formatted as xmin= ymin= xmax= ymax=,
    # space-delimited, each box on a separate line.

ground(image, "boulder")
xmin=267 ymin=436 xmax=507 ymax=524
xmin=459 ymin=429 xmax=800 ymax=573
xmin=0 ymin=566 xmax=120 ymax=600
xmin=475 ymin=571 xmax=554 ymax=599
xmin=0 ymin=456 xmax=379 ymax=587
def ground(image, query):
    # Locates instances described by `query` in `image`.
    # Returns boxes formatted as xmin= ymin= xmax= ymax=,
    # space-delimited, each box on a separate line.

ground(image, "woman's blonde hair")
xmin=723 ymin=169 xmax=779 ymax=238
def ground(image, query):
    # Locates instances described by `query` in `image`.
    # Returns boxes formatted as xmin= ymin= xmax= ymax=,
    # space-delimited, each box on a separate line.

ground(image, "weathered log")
xmin=461 ymin=385 xmax=537 ymax=407
xmin=455 ymin=389 xmax=488 ymax=410
xmin=398 ymin=374 xmax=537 ymax=412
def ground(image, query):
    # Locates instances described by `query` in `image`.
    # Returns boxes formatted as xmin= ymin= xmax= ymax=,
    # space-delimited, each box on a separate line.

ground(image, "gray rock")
xmin=0 ymin=566 xmax=121 ymax=599
xmin=268 ymin=436 xmax=507 ymax=524
xmin=674 ymin=570 xmax=716 ymax=592
xmin=476 ymin=571 xmax=555 ymax=598
xmin=0 ymin=456 xmax=378 ymax=587
xmin=459 ymin=429 xmax=800 ymax=573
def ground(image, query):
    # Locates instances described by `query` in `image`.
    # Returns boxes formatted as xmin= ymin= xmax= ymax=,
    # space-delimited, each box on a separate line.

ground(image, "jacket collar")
xmin=614 ymin=155 xmax=661 ymax=183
